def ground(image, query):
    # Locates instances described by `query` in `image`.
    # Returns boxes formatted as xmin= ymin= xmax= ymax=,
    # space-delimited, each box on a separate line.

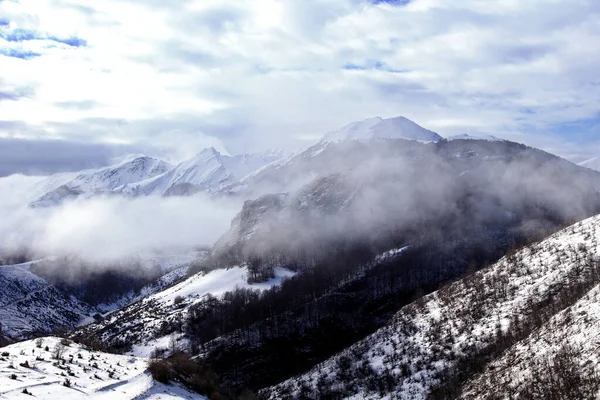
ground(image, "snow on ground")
xmin=0 ymin=337 xmax=204 ymax=400
xmin=154 ymin=266 xmax=295 ymax=304
xmin=94 ymin=250 xmax=207 ymax=314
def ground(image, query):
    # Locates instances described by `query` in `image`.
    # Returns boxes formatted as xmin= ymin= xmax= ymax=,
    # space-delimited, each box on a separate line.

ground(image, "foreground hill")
xmin=0 ymin=337 xmax=203 ymax=400
xmin=261 ymin=214 xmax=600 ymax=399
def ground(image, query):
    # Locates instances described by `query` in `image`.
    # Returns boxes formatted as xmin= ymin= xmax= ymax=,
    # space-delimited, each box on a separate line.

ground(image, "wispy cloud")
xmin=0 ymin=48 xmax=41 ymax=59
xmin=0 ymin=0 xmax=599 ymax=161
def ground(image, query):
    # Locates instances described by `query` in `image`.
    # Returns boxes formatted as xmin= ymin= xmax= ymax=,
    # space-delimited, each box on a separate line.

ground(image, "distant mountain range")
xmin=27 ymin=116 xmax=508 ymax=207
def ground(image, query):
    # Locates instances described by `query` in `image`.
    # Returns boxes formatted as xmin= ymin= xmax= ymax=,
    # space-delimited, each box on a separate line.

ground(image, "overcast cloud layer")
xmin=1 ymin=0 xmax=600 ymax=169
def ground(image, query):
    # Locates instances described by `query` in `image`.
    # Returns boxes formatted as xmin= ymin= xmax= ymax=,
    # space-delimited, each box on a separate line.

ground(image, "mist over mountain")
xmin=3 ymin=116 xmax=600 ymax=400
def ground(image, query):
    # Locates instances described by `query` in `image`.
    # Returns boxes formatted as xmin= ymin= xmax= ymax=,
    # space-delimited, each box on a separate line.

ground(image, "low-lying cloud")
xmin=0 ymin=174 xmax=240 ymax=263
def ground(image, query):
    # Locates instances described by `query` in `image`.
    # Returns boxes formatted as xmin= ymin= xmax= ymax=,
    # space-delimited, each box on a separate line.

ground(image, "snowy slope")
xmin=31 ymin=156 xmax=172 ymax=206
xmin=0 ymin=337 xmax=204 ymax=400
xmin=459 ymin=282 xmax=600 ymax=399
xmin=261 ymin=214 xmax=600 ymax=399
xmin=0 ymin=251 xmax=205 ymax=339
xmin=76 ymin=266 xmax=295 ymax=355
xmin=118 ymin=148 xmax=281 ymax=197
xmin=321 ymin=116 xmax=442 ymax=143
xmin=0 ymin=261 xmax=95 ymax=338
xmin=579 ymin=156 xmax=600 ymax=172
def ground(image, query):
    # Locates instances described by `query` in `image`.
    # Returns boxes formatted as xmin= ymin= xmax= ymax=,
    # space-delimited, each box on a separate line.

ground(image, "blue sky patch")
xmin=0 ymin=27 xmax=87 ymax=47
xmin=343 ymin=61 xmax=408 ymax=74
xmin=371 ymin=0 xmax=411 ymax=5
xmin=49 ymin=36 xmax=87 ymax=47
xmin=2 ymin=28 xmax=37 ymax=41
xmin=0 ymin=48 xmax=41 ymax=59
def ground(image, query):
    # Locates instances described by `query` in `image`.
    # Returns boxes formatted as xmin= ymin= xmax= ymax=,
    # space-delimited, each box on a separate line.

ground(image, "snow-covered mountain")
xmin=261 ymin=214 xmax=600 ymax=399
xmin=579 ymin=156 xmax=600 ymax=172
xmin=31 ymin=156 xmax=172 ymax=207
xmin=28 ymin=149 xmax=283 ymax=204
xmin=214 ymin=138 xmax=600 ymax=266
xmin=118 ymin=148 xmax=281 ymax=197
xmin=321 ymin=116 xmax=443 ymax=143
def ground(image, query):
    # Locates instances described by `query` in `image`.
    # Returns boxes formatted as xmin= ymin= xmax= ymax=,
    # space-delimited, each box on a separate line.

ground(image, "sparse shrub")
xmin=9 ymin=373 xmax=17 ymax=380
xmin=173 ymin=295 xmax=185 ymax=306
xmin=35 ymin=338 xmax=44 ymax=348
xmin=63 ymin=378 xmax=71 ymax=387
xmin=22 ymin=388 xmax=31 ymax=395
xmin=53 ymin=342 xmax=66 ymax=360
xmin=148 ymin=358 xmax=171 ymax=384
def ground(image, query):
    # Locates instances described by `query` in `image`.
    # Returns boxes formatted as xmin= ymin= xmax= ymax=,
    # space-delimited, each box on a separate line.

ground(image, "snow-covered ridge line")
xmin=261 ymin=214 xmax=600 ymax=399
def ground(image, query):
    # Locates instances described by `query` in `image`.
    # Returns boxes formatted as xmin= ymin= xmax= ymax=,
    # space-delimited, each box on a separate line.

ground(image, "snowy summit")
xmin=321 ymin=116 xmax=443 ymax=143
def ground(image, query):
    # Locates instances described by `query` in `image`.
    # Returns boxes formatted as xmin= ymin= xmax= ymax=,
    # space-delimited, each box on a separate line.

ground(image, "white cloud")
xmin=0 ymin=174 xmax=241 ymax=261
xmin=0 ymin=0 xmax=599 ymax=158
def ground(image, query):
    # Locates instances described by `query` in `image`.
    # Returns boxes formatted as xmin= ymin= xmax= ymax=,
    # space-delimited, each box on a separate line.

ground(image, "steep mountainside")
xmin=0 ymin=261 xmax=95 ymax=338
xmin=261 ymin=214 xmax=600 ymax=399
xmin=216 ymin=138 xmax=600 ymax=267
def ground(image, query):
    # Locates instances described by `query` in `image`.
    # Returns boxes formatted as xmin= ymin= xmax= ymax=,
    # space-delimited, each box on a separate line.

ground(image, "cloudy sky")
xmin=1 ymin=0 xmax=600 ymax=174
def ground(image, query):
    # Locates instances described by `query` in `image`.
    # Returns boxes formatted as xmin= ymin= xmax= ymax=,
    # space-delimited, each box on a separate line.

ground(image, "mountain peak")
xmin=321 ymin=116 xmax=442 ymax=143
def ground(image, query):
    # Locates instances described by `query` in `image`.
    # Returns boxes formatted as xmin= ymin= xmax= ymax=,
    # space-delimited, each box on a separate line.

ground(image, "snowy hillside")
xmin=0 ymin=337 xmax=203 ymax=399
xmin=75 ymin=266 xmax=295 ymax=355
xmin=321 ymin=116 xmax=442 ymax=143
xmin=261 ymin=214 xmax=600 ymax=399
xmin=460 ymin=282 xmax=600 ymax=399
xmin=0 ymin=251 xmax=204 ymax=339
xmin=0 ymin=261 xmax=94 ymax=338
